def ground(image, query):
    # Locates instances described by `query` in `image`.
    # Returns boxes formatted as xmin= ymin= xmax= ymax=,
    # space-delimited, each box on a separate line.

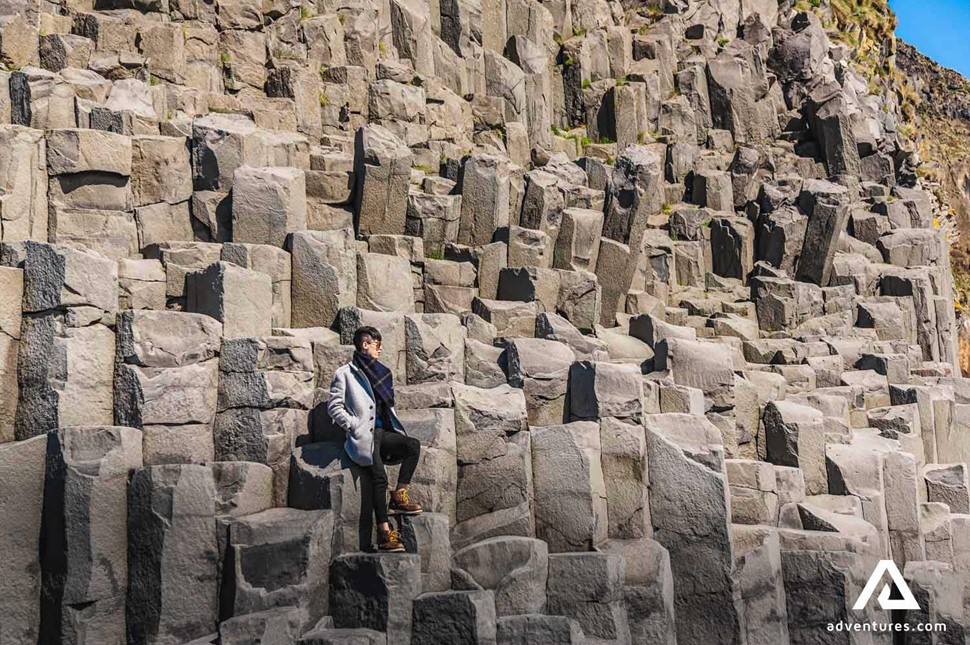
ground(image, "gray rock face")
xmin=40 ymin=426 xmax=143 ymax=645
xmin=288 ymin=441 xmax=365 ymax=556
xmin=0 ymin=126 xmax=47 ymax=244
xmin=546 ymin=553 xmax=631 ymax=643
xmin=219 ymin=606 xmax=307 ymax=645
xmin=127 ymin=464 xmax=220 ymax=645
xmin=451 ymin=536 xmax=549 ymax=616
xmin=0 ymin=266 xmax=22 ymax=443
xmin=411 ymin=590 xmax=497 ymax=644
xmin=224 ymin=508 xmax=334 ymax=627
xmin=458 ymin=154 xmax=511 ymax=247
xmin=568 ymin=361 xmax=643 ymax=423
xmin=394 ymin=408 xmax=458 ymax=521
xmin=187 ymin=262 xmax=273 ymax=339
xmin=290 ymin=229 xmax=357 ymax=329
xmin=600 ymin=418 xmax=651 ymax=539
xmin=503 ymin=337 xmax=573 ymax=425
xmin=531 ymin=422 xmax=608 ymax=552
xmin=495 ymin=615 xmax=585 ymax=644
xmin=357 ymin=252 xmax=416 ymax=312
xmin=329 ymin=554 xmax=422 ymax=645
xmin=452 ymin=383 xmax=533 ymax=546
xmin=354 ymin=124 xmax=412 ymax=237
xmin=395 ymin=512 xmax=452 ymax=592
xmin=0 ymin=435 xmax=47 ymax=645
xmin=115 ymin=310 xmax=222 ymax=465
xmin=16 ymin=243 xmax=118 ymax=439
xmin=762 ymin=400 xmax=826 ymax=495
xmin=214 ymin=336 xmax=313 ymax=504
xmin=794 ymin=180 xmax=850 ymax=287
xmin=645 ymin=413 xmax=743 ymax=645
xmin=599 ymin=537 xmax=676 ymax=644
xmin=221 ymin=243 xmax=293 ymax=329
xmin=232 ymin=166 xmax=308 ymax=248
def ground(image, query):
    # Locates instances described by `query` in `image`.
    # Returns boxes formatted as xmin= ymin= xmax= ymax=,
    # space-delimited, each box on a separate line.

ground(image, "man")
xmin=327 ymin=326 xmax=423 ymax=552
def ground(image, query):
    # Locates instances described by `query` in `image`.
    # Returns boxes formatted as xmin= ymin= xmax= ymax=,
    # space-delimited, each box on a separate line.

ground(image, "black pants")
xmin=361 ymin=426 xmax=421 ymax=525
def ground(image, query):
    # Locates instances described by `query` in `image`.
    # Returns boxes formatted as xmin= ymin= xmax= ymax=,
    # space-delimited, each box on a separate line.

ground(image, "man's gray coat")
xmin=327 ymin=362 xmax=406 ymax=467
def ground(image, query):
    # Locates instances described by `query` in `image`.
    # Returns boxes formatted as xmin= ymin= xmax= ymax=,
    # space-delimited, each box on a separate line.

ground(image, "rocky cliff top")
xmin=897 ymin=40 xmax=970 ymax=122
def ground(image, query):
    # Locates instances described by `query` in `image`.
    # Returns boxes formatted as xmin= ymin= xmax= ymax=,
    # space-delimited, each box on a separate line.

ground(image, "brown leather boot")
xmin=388 ymin=486 xmax=423 ymax=515
xmin=377 ymin=528 xmax=405 ymax=552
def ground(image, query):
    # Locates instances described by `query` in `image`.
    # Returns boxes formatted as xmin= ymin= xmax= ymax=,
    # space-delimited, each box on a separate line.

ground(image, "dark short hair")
xmin=353 ymin=326 xmax=382 ymax=351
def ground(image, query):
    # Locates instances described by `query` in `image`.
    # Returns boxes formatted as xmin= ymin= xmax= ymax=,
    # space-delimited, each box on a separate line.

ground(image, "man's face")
xmin=362 ymin=337 xmax=382 ymax=359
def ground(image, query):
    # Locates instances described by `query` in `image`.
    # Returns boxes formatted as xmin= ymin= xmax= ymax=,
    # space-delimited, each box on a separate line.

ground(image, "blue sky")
xmin=890 ymin=0 xmax=970 ymax=77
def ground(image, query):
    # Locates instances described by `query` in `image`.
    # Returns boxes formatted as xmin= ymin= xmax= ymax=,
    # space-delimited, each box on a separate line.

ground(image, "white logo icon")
xmin=853 ymin=560 xmax=920 ymax=611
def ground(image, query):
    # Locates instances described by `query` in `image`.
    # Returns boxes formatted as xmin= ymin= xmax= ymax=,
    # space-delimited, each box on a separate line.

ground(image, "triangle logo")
xmin=852 ymin=560 xmax=920 ymax=611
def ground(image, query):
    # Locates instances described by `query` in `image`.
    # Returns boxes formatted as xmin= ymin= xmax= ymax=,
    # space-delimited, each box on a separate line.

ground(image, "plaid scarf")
xmin=353 ymin=351 xmax=395 ymax=409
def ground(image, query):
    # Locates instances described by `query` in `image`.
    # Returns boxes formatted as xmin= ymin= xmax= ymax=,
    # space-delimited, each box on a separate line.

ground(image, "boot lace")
xmin=387 ymin=529 xmax=402 ymax=544
xmin=398 ymin=488 xmax=411 ymax=504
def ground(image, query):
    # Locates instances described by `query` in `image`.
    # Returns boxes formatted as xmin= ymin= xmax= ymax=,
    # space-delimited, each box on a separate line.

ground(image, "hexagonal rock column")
xmin=222 ymin=508 xmax=334 ymax=628
xmin=654 ymin=337 xmax=737 ymax=411
xmin=354 ymin=124 xmax=412 ymax=237
xmin=210 ymin=461 xmax=275 ymax=600
xmin=451 ymin=383 xmax=533 ymax=550
xmin=357 ymin=252 xmax=416 ymax=312
xmin=531 ymin=421 xmax=608 ymax=552
xmin=289 ymin=442 xmax=367 ymax=556
xmin=300 ymin=626 xmax=387 ymax=644
xmin=218 ymin=606 xmax=306 ymax=645
xmin=794 ymin=179 xmax=850 ymax=287
xmin=190 ymin=114 xmax=261 ymax=193
xmin=825 ymin=436 xmax=892 ymax=558
xmin=0 ymin=434 xmax=47 ymax=645
xmin=600 ymin=417 xmax=651 ymax=539
xmin=394 ymin=513 xmax=452 ymax=593
xmin=902 ymin=561 xmax=967 ymax=640
xmin=567 ymin=361 xmax=643 ymax=424
xmin=0 ymin=265 xmax=22 ymax=443
xmin=781 ymin=549 xmax=882 ymax=644
xmin=404 ymin=313 xmax=466 ymax=385
xmin=924 ymin=463 xmax=970 ymax=514
xmin=221 ymin=242 xmax=293 ymax=329
xmin=231 ymin=166 xmax=307 ymax=249
xmin=457 ymin=154 xmax=511 ymax=247
xmin=599 ymin=538 xmax=676 ymax=644
xmin=644 ymin=413 xmax=744 ymax=645
xmin=290 ymin=229 xmax=358 ymax=329
xmin=214 ymin=336 xmax=313 ymax=505
xmin=504 ymin=337 xmax=575 ymax=426
xmin=732 ymin=525 xmax=790 ymax=645
xmin=883 ymin=449 xmax=925 ymax=567
xmin=186 ymin=261 xmax=273 ymax=339
xmin=391 ymin=408 xmax=458 ymax=522
xmin=0 ymin=125 xmax=47 ymax=244
xmin=114 ymin=310 xmax=222 ymax=466
xmin=762 ymin=400 xmax=826 ymax=496
xmin=127 ymin=464 xmax=220 ymax=645
xmin=16 ymin=242 xmax=118 ymax=439
xmin=411 ymin=590 xmax=497 ymax=644
xmin=554 ymin=207 xmax=604 ymax=273
xmin=329 ymin=553 xmax=422 ymax=645
xmin=39 ymin=426 xmax=143 ymax=645
xmin=46 ymin=128 xmax=137 ymax=261
xmin=451 ymin=536 xmax=549 ymax=616
xmin=495 ymin=615 xmax=585 ymax=644
xmin=546 ymin=553 xmax=631 ymax=643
